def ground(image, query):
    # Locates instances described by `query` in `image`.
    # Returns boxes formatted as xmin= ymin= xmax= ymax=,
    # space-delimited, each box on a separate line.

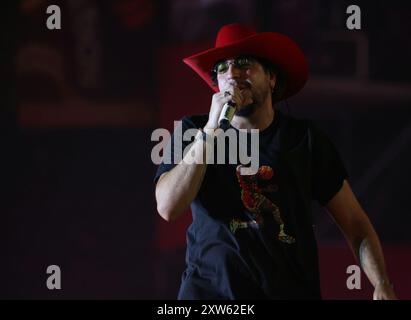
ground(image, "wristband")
xmin=199 ymin=128 xmax=215 ymax=143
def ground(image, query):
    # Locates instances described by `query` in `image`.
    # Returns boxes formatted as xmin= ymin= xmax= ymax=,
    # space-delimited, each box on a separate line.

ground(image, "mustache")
xmin=226 ymin=80 xmax=251 ymax=89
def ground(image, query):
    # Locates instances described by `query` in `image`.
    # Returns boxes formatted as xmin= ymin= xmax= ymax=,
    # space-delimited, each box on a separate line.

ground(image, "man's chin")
xmin=235 ymin=103 xmax=256 ymax=117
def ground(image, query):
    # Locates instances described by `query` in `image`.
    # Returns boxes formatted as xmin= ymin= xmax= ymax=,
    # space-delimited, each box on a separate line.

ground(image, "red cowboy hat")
xmin=183 ymin=23 xmax=309 ymax=101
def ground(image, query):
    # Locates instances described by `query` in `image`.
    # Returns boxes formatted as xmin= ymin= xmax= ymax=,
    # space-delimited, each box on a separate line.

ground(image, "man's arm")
xmin=155 ymin=87 xmax=245 ymax=222
xmin=325 ymin=180 xmax=397 ymax=300
xmin=155 ymin=129 xmax=212 ymax=222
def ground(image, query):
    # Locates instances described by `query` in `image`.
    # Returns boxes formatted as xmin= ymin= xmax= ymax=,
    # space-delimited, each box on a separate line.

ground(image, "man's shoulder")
xmin=280 ymin=112 xmax=338 ymax=153
xmin=281 ymin=112 xmax=331 ymax=141
xmin=278 ymin=111 xmax=312 ymax=136
xmin=275 ymin=111 xmax=320 ymax=152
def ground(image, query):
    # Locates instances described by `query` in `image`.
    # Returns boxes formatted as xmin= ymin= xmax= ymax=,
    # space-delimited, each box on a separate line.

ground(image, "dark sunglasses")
xmin=212 ymin=56 xmax=258 ymax=75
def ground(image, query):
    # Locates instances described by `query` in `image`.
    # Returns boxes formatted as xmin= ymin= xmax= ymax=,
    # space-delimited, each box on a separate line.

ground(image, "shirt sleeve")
xmin=153 ymin=116 xmax=201 ymax=184
xmin=309 ymin=122 xmax=348 ymax=206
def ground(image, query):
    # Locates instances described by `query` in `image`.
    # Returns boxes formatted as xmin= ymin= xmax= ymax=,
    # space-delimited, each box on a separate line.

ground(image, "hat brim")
xmin=183 ymin=32 xmax=308 ymax=101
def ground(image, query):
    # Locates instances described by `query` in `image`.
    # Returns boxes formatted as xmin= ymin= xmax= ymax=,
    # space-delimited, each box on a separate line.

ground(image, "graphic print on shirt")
xmin=232 ymin=165 xmax=296 ymax=244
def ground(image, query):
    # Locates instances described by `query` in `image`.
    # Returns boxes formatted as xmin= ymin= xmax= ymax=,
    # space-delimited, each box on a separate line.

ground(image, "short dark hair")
xmin=210 ymin=56 xmax=286 ymax=103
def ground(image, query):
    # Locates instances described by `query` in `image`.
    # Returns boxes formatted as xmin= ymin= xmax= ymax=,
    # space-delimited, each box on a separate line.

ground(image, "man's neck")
xmin=231 ymin=101 xmax=275 ymax=131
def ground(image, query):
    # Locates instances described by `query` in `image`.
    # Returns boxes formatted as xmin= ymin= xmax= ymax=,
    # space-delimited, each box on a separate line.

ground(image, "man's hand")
xmin=373 ymin=282 xmax=397 ymax=300
xmin=325 ymin=180 xmax=398 ymax=300
xmin=205 ymin=85 xmax=252 ymax=130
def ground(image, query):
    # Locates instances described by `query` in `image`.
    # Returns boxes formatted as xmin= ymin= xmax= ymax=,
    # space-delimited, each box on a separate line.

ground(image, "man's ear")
xmin=270 ymin=73 xmax=277 ymax=91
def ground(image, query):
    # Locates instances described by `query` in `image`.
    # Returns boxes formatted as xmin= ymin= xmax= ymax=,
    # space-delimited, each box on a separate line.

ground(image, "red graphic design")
xmin=235 ymin=165 xmax=295 ymax=244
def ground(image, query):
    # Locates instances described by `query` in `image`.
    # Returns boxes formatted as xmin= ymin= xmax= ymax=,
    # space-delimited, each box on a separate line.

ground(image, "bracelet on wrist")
xmin=199 ymin=128 xmax=215 ymax=143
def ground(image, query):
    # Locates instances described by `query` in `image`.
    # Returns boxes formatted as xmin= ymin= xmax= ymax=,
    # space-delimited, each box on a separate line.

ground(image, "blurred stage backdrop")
xmin=1 ymin=0 xmax=410 ymax=299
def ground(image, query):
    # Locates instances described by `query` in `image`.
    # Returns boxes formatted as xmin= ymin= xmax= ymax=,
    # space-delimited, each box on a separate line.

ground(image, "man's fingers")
xmin=231 ymin=91 xmax=243 ymax=106
xmin=224 ymin=86 xmax=243 ymax=102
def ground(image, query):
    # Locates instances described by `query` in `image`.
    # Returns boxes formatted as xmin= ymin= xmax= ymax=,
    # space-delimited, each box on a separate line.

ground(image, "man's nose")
xmin=225 ymin=63 xmax=241 ymax=78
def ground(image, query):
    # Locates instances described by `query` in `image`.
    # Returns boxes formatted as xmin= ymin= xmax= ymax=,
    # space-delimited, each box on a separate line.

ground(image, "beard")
xmin=235 ymin=84 xmax=271 ymax=117
xmin=235 ymin=102 xmax=256 ymax=117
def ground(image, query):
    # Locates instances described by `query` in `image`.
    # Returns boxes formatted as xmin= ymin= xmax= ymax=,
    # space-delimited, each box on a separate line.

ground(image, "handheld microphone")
xmin=218 ymin=101 xmax=236 ymax=130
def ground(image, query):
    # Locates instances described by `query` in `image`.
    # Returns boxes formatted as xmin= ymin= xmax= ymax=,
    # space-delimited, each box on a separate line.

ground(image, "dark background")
xmin=1 ymin=0 xmax=410 ymax=299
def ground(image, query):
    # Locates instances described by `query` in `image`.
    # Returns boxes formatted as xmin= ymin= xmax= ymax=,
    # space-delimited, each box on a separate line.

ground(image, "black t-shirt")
xmin=154 ymin=110 xmax=347 ymax=299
